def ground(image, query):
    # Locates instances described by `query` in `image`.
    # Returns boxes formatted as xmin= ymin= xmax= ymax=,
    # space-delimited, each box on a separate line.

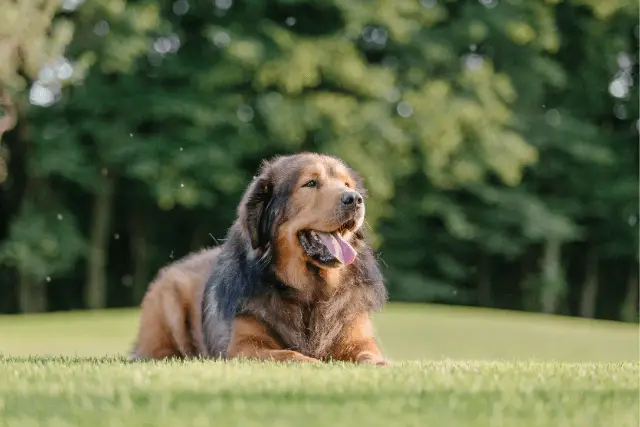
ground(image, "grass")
xmin=0 ymin=303 xmax=638 ymax=426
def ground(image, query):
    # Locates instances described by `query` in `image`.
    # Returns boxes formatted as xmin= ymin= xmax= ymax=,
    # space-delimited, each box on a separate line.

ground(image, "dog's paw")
xmin=359 ymin=357 xmax=391 ymax=367
xmin=294 ymin=355 xmax=322 ymax=364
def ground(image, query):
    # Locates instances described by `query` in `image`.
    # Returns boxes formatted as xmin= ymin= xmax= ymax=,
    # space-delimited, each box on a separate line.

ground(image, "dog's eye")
xmin=345 ymin=182 xmax=351 ymax=188
xmin=302 ymin=180 xmax=318 ymax=188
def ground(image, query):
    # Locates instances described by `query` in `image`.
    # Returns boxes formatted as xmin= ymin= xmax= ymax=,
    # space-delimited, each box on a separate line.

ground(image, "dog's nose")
xmin=341 ymin=191 xmax=363 ymax=206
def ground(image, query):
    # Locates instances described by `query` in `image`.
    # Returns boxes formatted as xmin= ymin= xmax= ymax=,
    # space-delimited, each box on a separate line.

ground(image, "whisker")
xmin=376 ymin=252 xmax=389 ymax=268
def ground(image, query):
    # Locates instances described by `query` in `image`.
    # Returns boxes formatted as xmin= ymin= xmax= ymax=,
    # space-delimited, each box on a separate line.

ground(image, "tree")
xmin=373 ymin=0 xmax=563 ymax=305
xmin=0 ymin=0 xmax=77 ymax=185
xmin=0 ymin=0 xmax=162 ymax=311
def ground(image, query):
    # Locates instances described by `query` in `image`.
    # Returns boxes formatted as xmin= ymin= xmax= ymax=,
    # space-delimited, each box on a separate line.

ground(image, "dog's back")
xmin=130 ymin=247 xmax=222 ymax=360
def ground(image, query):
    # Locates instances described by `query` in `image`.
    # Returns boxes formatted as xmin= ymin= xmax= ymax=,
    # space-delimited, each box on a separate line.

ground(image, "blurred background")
xmin=0 ymin=0 xmax=637 ymax=327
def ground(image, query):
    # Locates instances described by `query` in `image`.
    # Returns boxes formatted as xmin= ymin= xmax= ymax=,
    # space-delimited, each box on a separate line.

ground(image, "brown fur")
xmin=227 ymin=315 xmax=320 ymax=363
xmin=131 ymin=248 xmax=216 ymax=359
xmin=131 ymin=153 xmax=389 ymax=365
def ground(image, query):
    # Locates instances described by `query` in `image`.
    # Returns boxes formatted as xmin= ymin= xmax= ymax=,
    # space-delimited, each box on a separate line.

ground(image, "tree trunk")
xmin=19 ymin=275 xmax=46 ymax=313
xmin=477 ymin=252 xmax=492 ymax=307
xmin=130 ymin=208 xmax=150 ymax=304
xmin=84 ymin=172 xmax=116 ymax=309
xmin=11 ymin=116 xmax=46 ymax=314
xmin=620 ymin=264 xmax=639 ymax=322
xmin=540 ymin=238 xmax=564 ymax=314
xmin=519 ymin=253 xmax=534 ymax=311
xmin=579 ymin=243 xmax=599 ymax=318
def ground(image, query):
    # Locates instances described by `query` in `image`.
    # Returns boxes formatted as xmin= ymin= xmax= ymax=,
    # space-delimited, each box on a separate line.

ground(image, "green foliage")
xmin=0 ymin=199 xmax=84 ymax=282
xmin=0 ymin=0 xmax=637 ymax=321
xmin=0 ymin=0 xmax=74 ymax=92
xmin=377 ymin=0 xmax=638 ymax=312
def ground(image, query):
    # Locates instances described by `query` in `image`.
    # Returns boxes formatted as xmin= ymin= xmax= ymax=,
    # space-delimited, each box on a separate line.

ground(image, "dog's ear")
xmin=240 ymin=171 xmax=274 ymax=250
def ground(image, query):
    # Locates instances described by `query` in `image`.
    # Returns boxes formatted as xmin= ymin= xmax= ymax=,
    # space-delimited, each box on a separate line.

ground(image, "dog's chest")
xmin=269 ymin=300 xmax=349 ymax=359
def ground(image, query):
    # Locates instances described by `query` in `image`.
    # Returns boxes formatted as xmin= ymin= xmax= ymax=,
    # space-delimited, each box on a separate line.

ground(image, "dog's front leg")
xmin=329 ymin=312 xmax=390 ymax=366
xmin=227 ymin=315 xmax=320 ymax=363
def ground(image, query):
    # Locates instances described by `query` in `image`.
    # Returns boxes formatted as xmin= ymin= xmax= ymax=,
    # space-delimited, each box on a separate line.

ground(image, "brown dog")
xmin=130 ymin=152 xmax=389 ymax=365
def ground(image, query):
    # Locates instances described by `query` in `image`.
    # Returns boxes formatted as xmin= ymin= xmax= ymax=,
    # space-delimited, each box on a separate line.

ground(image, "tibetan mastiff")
xmin=130 ymin=152 xmax=389 ymax=365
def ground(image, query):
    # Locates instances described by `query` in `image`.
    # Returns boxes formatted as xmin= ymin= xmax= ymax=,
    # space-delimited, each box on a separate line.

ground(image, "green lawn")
xmin=0 ymin=303 xmax=638 ymax=426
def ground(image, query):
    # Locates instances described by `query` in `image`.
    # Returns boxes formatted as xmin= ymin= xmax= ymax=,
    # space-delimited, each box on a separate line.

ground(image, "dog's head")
xmin=238 ymin=152 xmax=369 ymax=289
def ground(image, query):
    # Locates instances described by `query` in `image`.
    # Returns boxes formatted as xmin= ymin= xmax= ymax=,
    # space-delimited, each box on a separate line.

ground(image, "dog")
xmin=130 ymin=152 xmax=389 ymax=365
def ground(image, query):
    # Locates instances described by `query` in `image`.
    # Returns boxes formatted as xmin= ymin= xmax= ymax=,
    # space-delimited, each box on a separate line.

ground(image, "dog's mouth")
xmin=297 ymin=219 xmax=358 ymax=266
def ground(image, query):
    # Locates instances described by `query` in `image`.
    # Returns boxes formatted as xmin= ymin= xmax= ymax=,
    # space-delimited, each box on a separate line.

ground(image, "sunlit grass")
xmin=0 ymin=304 xmax=638 ymax=426
xmin=0 ymin=357 xmax=637 ymax=427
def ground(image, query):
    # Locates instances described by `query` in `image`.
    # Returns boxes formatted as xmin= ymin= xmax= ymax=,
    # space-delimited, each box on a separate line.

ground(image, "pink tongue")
xmin=317 ymin=232 xmax=357 ymax=265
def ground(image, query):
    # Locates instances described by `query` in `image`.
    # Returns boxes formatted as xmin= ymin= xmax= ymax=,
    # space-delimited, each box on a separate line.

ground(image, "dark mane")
xmin=207 ymin=224 xmax=267 ymax=321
